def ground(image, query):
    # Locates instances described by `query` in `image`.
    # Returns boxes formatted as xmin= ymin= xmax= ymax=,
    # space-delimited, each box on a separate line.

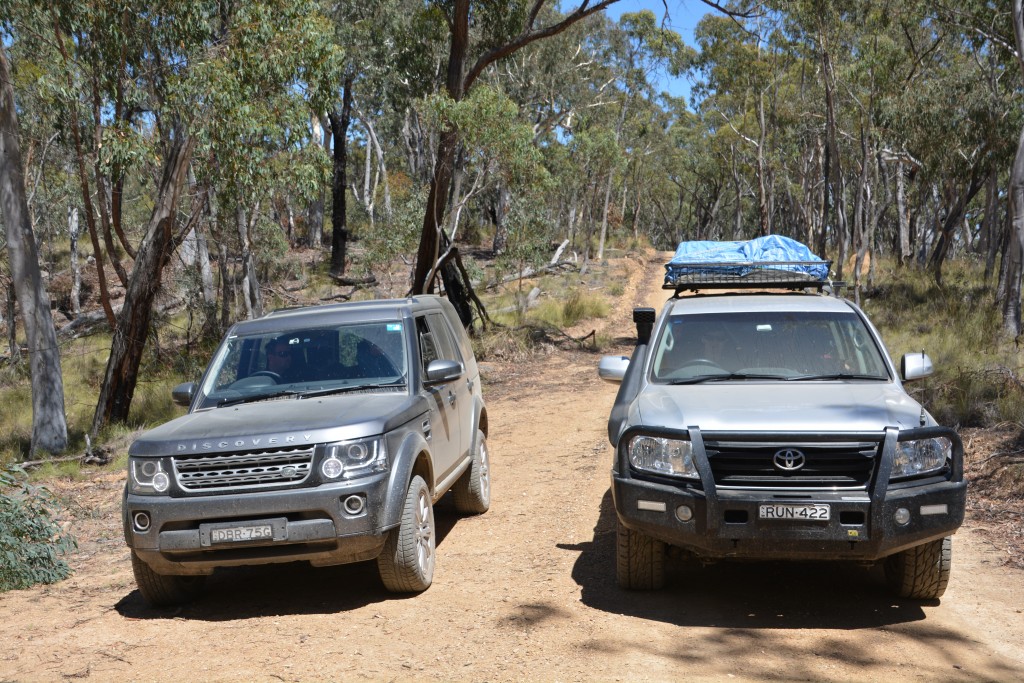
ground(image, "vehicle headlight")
xmin=628 ymin=436 xmax=698 ymax=479
xmin=127 ymin=458 xmax=171 ymax=495
xmin=320 ymin=438 xmax=388 ymax=480
xmin=892 ymin=437 xmax=951 ymax=478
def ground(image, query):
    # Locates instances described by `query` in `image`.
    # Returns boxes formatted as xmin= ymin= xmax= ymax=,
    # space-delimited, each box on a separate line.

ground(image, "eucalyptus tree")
xmin=409 ymin=0 xmax=623 ymax=327
xmin=0 ymin=43 xmax=68 ymax=456
xmin=324 ymin=0 xmax=441 ymax=276
xmin=2 ymin=1 xmax=340 ymax=434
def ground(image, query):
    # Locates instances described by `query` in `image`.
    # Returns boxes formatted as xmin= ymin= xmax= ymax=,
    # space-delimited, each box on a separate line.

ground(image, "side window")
xmin=416 ymin=317 xmax=440 ymax=373
xmin=427 ymin=313 xmax=462 ymax=365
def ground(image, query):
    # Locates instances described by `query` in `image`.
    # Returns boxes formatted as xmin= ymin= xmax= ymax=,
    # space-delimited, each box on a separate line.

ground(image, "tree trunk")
xmin=236 ymin=201 xmax=263 ymax=319
xmin=0 ymin=44 xmax=68 ymax=456
xmin=69 ymin=206 xmax=82 ymax=315
xmin=328 ymin=76 xmax=353 ymax=276
xmin=597 ymin=172 xmax=613 ymax=261
xmin=491 ymin=182 xmax=511 ymax=254
xmin=306 ymin=113 xmax=326 ymax=248
xmin=1003 ymin=124 xmax=1024 ymax=335
xmin=91 ymin=132 xmax=195 ymax=435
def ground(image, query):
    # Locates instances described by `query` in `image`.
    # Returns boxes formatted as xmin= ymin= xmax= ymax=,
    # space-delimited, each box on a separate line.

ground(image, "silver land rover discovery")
xmin=124 ymin=295 xmax=489 ymax=606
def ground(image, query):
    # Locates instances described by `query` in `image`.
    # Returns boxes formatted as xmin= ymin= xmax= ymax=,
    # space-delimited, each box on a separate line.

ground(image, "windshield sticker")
xmin=386 ymin=323 xmax=403 ymax=332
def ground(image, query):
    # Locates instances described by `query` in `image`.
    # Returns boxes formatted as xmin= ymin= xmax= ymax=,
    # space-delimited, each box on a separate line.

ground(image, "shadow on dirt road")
xmin=565 ymin=490 xmax=939 ymax=630
xmin=113 ymin=508 xmax=463 ymax=621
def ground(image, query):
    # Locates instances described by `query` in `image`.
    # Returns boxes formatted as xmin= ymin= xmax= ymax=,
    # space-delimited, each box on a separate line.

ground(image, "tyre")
xmin=130 ymin=550 xmax=205 ymax=607
xmin=377 ymin=475 xmax=435 ymax=593
xmin=453 ymin=430 xmax=491 ymax=514
xmin=616 ymin=517 xmax=665 ymax=590
xmin=884 ymin=536 xmax=952 ymax=599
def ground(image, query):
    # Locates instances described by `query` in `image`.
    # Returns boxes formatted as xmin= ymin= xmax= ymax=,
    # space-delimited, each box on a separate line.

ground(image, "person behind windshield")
xmin=266 ymin=337 xmax=301 ymax=382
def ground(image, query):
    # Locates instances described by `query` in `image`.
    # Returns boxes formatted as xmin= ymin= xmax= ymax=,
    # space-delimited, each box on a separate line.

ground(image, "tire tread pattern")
xmin=885 ymin=536 xmax=952 ymax=599
xmin=616 ymin=519 xmax=665 ymax=590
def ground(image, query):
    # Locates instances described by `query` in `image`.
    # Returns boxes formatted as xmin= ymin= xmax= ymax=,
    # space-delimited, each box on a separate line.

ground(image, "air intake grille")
xmin=706 ymin=441 xmax=877 ymax=489
xmin=173 ymin=446 xmax=315 ymax=491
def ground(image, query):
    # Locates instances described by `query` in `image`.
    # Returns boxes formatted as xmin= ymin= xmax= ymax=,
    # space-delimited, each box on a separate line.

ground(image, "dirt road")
xmin=2 ymin=253 xmax=1023 ymax=682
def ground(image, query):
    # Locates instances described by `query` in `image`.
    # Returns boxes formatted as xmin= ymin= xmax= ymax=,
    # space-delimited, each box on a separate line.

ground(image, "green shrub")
xmin=562 ymin=290 xmax=609 ymax=327
xmin=0 ymin=465 xmax=76 ymax=592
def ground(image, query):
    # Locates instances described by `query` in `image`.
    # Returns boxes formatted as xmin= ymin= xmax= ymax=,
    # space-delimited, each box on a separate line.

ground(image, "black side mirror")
xmin=171 ymin=382 xmax=196 ymax=407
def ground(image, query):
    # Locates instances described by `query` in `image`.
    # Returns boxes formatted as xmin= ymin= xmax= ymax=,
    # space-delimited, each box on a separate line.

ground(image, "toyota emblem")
xmin=773 ymin=448 xmax=806 ymax=472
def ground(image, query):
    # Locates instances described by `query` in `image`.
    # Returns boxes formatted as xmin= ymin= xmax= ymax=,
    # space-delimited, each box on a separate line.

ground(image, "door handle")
xmin=447 ymin=391 xmax=456 ymax=406
xmin=467 ymin=378 xmax=474 ymax=391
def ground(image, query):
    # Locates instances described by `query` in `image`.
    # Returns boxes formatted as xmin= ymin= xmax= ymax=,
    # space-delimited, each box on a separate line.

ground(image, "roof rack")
xmin=663 ymin=260 xmax=842 ymax=295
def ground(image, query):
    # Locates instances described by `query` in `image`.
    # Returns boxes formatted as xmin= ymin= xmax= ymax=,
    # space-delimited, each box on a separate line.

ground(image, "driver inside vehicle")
xmin=265 ymin=336 xmax=302 ymax=382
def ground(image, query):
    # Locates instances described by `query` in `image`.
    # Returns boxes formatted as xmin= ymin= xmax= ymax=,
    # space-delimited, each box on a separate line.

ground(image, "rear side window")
xmin=415 ymin=314 xmax=463 ymax=374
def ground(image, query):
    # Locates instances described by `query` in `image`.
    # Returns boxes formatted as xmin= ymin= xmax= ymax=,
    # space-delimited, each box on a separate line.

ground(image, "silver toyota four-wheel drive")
xmin=123 ymin=296 xmax=489 ymax=606
xmin=600 ymin=259 xmax=965 ymax=600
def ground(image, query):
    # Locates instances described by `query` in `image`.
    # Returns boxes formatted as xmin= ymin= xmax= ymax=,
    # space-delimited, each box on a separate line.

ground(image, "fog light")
xmin=343 ymin=495 xmax=365 ymax=515
xmin=151 ymin=472 xmax=170 ymax=493
xmin=133 ymin=511 xmax=151 ymax=533
xmin=893 ymin=507 xmax=911 ymax=526
xmin=675 ymin=505 xmax=693 ymax=522
xmin=321 ymin=456 xmax=344 ymax=480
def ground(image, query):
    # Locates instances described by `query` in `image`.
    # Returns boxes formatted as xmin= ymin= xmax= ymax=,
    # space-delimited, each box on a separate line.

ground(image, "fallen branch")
xmin=328 ymin=274 xmax=377 ymax=286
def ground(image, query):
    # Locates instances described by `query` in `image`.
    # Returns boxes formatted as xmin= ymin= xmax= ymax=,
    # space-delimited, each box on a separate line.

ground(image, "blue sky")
xmin=603 ymin=0 xmax=711 ymax=103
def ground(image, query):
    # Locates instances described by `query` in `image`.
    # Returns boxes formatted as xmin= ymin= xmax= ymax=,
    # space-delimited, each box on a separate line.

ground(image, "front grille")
xmin=173 ymin=446 xmax=316 ymax=492
xmin=706 ymin=441 xmax=877 ymax=489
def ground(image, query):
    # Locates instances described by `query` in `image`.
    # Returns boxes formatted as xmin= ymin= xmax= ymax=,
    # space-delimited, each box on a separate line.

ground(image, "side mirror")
xmin=598 ymin=355 xmax=630 ymax=383
xmin=900 ymin=352 xmax=933 ymax=382
xmin=426 ymin=359 xmax=462 ymax=384
xmin=633 ymin=307 xmax=656 ymax=345
xmin=171 ymin=382 xmax=196 ymax=407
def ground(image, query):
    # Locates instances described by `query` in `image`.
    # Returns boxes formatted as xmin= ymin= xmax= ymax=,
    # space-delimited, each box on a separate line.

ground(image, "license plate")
xmin=759 ymin=503 xmax=830 ymax=521
xmin=200 ymin=518 xmax=287 ymax=546
xmin=211 ymin=524 xmax=273 ymax=543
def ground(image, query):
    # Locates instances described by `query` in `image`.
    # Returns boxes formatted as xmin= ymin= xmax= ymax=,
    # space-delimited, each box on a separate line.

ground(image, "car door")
xmin=415 ymin=315 xmax=463 ymax=484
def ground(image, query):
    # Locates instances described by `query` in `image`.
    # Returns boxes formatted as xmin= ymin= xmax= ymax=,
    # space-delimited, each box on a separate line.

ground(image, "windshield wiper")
xmin=667 ymin=373 xmax=789 ymax=385
xmin=787 ymin=373 xmax=887 ymax=381
xmin=298 ymin=381 xmax=407 ymax=399
xmin=218 ymin=389 xmax=299 ymax=407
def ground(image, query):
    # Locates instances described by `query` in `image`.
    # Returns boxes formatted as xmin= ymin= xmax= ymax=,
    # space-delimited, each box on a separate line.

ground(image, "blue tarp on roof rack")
xmin=664 ymin=235 xmax=829 ymax=285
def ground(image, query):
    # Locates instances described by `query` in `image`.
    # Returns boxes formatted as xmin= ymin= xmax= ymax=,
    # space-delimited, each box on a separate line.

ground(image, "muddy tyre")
xmin=616 ymin=518 xmax=665 ymax=590
xmin=453 ymin=430 xmax=491 ymax=514
xmin=378 ymin=475 xmax=435 ymax=593
xmin=885 ymin=536 xmax=952 ymax=599
xmin=130 ymin=550 xmax=205 ymax=607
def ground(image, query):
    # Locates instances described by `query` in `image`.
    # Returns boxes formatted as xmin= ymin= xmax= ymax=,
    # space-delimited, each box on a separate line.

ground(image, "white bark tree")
xmin=0 ymin=44 xmax=68 ymax=456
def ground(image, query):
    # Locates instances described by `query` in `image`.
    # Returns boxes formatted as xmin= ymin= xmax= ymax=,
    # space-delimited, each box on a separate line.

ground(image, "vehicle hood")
xmin=634 ymin=381 xmax=926 ymax=434
xmin=129 ymin=393 xmax=426 ymax=456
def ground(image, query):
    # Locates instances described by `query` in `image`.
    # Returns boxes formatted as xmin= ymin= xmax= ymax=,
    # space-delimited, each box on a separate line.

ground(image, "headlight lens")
xmin=127 ymin=458 xmax=171 ymax=494
xmin=320 ymin=438 xmax=388 ymax=480
xmin=893 ymin=437 xmax=951 ymax=478
xmin=628 ymin=436 xmax=698 ymax=478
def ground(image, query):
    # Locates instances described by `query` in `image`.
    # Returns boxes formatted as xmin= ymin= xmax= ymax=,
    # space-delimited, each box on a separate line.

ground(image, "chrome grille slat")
xmin=173 ymin=446 xmax=315 ymax=491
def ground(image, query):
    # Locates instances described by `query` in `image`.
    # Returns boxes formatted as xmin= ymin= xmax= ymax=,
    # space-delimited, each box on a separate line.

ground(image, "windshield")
xmin=196 ymin=320 xmax=409 ymax=409
xmin=650 ymin=310 xmax=890 ymax=383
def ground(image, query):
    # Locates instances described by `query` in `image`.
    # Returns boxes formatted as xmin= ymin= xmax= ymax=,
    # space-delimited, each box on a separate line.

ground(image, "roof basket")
xmin=663 ymin=260 xmax=842 ymax=295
